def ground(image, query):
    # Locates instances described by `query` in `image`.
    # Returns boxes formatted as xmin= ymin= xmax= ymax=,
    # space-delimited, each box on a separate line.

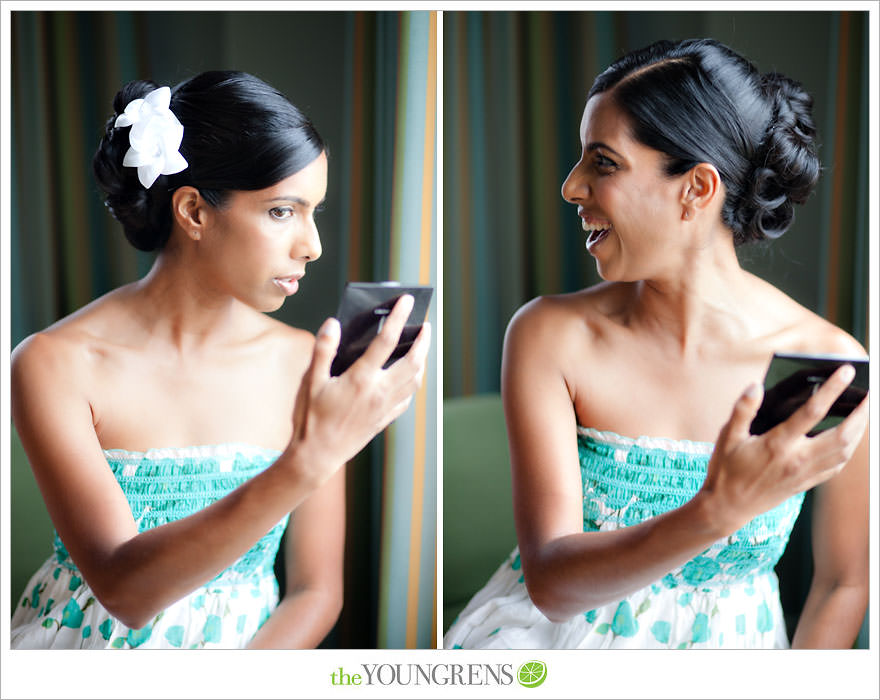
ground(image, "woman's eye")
xmin=269 ymin=207 xmax=295 ymax=220
xmin=594 ymin=154 xmax=617 ymax=172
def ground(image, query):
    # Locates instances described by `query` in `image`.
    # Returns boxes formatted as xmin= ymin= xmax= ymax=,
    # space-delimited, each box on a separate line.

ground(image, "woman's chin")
xmin=593 ymin=260 xmax=618 ymax=282
xmin=242 ymin=293 xmax=287 ymax=314
xmin=262 ymin=298 xmax=287 ymax=313
xmin=597 ymin=267 xmax=642 ymax=283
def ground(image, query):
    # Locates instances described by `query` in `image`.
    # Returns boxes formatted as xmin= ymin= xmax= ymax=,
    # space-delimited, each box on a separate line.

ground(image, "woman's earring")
xmin=191 ymin=231 xmax=200 ymax=240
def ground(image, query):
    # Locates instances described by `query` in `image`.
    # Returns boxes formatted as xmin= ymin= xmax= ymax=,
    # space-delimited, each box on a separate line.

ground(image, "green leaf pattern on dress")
xmin=444 ymin=430 xmax=805 ymax=649
xmin=10 ymin=445 xmax=288 ymax=649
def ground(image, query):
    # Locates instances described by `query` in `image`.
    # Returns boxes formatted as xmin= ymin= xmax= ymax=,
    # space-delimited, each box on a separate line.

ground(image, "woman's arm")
xmin=13 ymin=331 xmax=302 ymax=630
xmin=11 ymin=297 xmax=428 ymax=631
xmin=247 ymin=467 xmax=346 ymax=649
xmin=790 ymin=427 xmax=869 ymax=648
xmin=503 ymin=299 xmax=867 ymax=622
xmin=503 ymin=300 xmax=723 ymax=621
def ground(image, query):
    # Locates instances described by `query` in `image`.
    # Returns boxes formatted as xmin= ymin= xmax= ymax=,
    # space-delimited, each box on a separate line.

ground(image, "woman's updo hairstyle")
xmin=93 ymin=71 xmax=325 ymax=251
xmin=589 ymin=38 xmax=820 ymax=245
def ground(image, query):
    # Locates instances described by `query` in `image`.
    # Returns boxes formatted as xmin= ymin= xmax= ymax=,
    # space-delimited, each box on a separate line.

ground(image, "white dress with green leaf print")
xmin=444 ymin=428 xmax=803 ymax=649
xmin=11 ymin=444 xmax=288 ymax=649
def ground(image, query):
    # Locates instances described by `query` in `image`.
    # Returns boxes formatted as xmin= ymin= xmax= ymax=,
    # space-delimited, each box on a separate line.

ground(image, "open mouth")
xmin=583 ymin=225 xmax=612 ymax=250
xmin=580 ymin=213 xmax=612 ymax=250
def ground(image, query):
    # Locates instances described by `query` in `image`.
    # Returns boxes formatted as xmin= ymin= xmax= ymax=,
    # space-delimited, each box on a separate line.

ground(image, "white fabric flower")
xmin=115 ymin=86 xmax=188 ymax=189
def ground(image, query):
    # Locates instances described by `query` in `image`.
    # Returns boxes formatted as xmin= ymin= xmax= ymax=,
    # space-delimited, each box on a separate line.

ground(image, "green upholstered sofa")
xmin=10 ymin=426 xmax=55 ymax=610
xmin=442 ymin=393 xmax=517 ymax=632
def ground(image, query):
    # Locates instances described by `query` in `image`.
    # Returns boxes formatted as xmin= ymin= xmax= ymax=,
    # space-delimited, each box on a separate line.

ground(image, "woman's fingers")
xmin=386 ymin=327 xmax=431 ymax=415
xmin=383 ymin=320 xmax=431 ymax=379
xmin=285 ymin=298 xmax=432 ymax=485
xmin=355 ymin=294 xmax=415 ymax=370
xmin=772 ymin=364 xmax=856 ymax=440
xmin=802 ymin=392 xmax=869 ymax=467
xmin=721 ymin=382 xmax=764 ymax=445
xmin=310 ymin=317 xmax=341 ymax=387
xmin=379 ymin=321 xmax=431 ymax=407
xmin=292 ymin=318 xmax=341 ymax=438
xmin=758 ymin=371 xmax=866 ymax=492
xmin=411 ymin=321 xmax=431 ymax=374
xmin=706 ymin=368 xmax=867 ymax=535
xmin=839 ymin=392 xmax=870 ymax=439
xmin=413 ymin=319 xmax=432 ymax=358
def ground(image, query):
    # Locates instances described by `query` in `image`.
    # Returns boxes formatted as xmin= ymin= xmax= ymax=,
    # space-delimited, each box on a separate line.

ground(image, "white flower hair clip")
xmin=115 ymin=86 xmax=188 ymax=189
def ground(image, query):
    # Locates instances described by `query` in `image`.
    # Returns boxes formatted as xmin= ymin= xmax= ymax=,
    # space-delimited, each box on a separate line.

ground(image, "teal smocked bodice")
xmin=52 ymin=444 xmax=288 ymax=585
xmin=443 ymin=428 xmax=803 ymax=649
xmin=578 ymin=427 xmax=805 ymax=589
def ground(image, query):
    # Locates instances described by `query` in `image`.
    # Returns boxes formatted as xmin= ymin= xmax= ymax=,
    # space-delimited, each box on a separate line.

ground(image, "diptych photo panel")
xmin=2 ymin=5 xmax=876 ymax=700
xmin=442 ymin=8 xmax=871 ymax=652
xmin=8 ymin=9 xmax=437 ymax=652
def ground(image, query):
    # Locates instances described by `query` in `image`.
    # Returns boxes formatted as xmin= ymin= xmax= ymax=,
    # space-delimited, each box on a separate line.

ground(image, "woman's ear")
xmin=680 ymin=162 xmax=722 ymax=220
xmin=171 ymin=186 xmax=208 ymax=241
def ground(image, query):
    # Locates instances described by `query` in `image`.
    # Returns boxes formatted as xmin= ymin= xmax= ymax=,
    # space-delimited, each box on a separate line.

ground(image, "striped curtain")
xmin=380 ymin=11 xmax=437 ymax=650
xmin=9 ymin=10 xmax=437 ymax=649
xmin=338 ymin=11 xmax=438 ymax=650
xmin=11 ymin=12 xmax=150 ymax=348
xmin=443 ymin=12 xmax=607 ymax=398
xmin=821 ymin=11 xmax=870 ymax=341
xmin=443 ymin=10 xmax=870 ymax=399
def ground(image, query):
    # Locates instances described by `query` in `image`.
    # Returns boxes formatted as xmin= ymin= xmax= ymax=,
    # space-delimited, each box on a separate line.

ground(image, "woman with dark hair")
xmin=10 ymin=71 xmax=430 ymax=649
xmin=444 ymin=39 xmax=867 ymax=649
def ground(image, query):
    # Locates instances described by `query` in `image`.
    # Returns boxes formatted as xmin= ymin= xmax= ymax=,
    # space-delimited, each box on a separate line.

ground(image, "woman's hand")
xmin=9 ymin=294 xmax=428 ymax=630
xmin=700 ymin=364 xmax=869 ymax=536
xmin=284 ymin=294 xmax=431 ymax=486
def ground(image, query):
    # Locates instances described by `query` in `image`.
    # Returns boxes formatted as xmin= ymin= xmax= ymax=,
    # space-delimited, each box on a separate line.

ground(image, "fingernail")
xmin=840 ymin=364 xmax=856 ymax=382
xmin=745 ymin=382 xmax=762 ymax=400
xmin=400 ymin=294 xmax=414 ymax=311
xmin=319 ymin=318 xmax=340 ymax=338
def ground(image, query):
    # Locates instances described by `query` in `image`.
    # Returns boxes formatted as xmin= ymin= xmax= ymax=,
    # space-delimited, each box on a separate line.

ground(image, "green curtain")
xmin=11 ymin=12 xmax=146 ymax=347
xmin=336 ymin=10 xmax=438 ymax=650
xmin=443 ymin=10 xmax=870 ymax=399
xmin=443 ymin=11 xmax=605 ymax=398
xmin=9 ymin=10 xmax=437 ymax=649
xmin=377 ymin=11 xmax=437 ymax=649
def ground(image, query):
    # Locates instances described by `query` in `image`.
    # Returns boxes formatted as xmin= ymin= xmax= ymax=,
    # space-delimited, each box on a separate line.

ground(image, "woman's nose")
xmin=293 ymin=219 xmax=322 ymax=262
xmin=561 ymin=161 xmax=588 ymax=203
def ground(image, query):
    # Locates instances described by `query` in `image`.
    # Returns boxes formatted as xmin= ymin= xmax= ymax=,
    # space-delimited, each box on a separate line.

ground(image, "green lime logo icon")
xmin=517 ymin=660 xmax=547 ymax=688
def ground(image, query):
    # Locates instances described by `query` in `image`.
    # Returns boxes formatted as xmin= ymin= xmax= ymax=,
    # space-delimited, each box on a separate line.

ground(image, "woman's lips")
xmin=585 ymin=226 xmax=611 ymax=251
xmin=579 ymin=213 xmax=612 ymax=252
xmin=273 ymin=276 xmax=301 ymax=296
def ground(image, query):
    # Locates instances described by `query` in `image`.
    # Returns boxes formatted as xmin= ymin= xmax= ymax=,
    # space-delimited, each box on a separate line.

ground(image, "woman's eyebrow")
xmin=262 ymin=195 xmax=326 ymax=208
xmin=586 ymin=141 xmax=624 ymax=159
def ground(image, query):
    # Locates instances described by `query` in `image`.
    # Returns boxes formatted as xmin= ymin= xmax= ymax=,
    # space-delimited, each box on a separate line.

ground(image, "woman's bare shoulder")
xmin=10 ymin=328 xmax=100 ymax=414
xmin=251 ymin=317 xmax=315 ymax=384
xmin=10 ymin=289 xmax=132 ymax=382
xmin=750 ymin=275 xmax=867 ymax=357
xmin=507 ymin=282 xmax=633 ymax=341
xmin=245 ymin=313 xmax=315 ymax=361
xmin=11 ymin=328 xmax=78 ymax=379
xmin=793 ymin=313 xmax=866 ymax=357
xmin=502 ymin=284 xmax=635 ymax=393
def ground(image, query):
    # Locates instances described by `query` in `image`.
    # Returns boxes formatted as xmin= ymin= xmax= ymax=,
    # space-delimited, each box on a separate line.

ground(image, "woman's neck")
xmin=627 ymin=232 xmax=757 ymax=358
xmin=128 ymin=247 xmax=255 ymax=356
